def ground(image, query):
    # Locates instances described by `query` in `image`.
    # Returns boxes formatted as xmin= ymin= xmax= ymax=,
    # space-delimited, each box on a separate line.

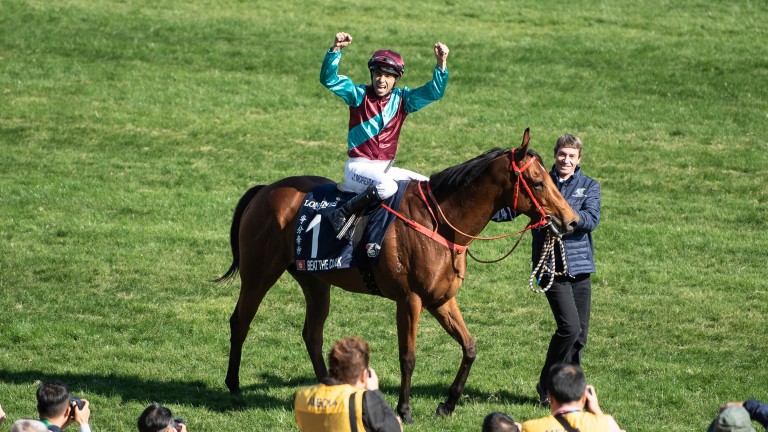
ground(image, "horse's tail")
xmin=213 ymin=184 xmax=266 ymax=283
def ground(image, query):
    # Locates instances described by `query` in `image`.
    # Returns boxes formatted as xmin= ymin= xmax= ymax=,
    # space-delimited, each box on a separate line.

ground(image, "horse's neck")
xmin=430 ymin=177 xmax=503 ymax=237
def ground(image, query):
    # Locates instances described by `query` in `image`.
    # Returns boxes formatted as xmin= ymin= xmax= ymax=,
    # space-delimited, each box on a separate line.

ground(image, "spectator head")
xmin=36 ymin=381 xmax=72 ymax=420
xmin=482 ymin=411 xmax=520 ymax=432
xmin=11 ymin=419 xmax=48 ymax=432
xmin=707 ymin=406 xmax=757 ymax=432
xmin=547 ymin=363 xmax=587 ymax=404
xmin=138 ymin=403 xmax=179 ymax=432
xmin=328 ymin=336 xmax=370 ymax=385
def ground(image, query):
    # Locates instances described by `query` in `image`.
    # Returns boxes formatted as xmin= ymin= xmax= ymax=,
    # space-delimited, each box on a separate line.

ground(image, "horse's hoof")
xmin=435 ymin=402 xmax=453 ymax=417
xmin=225 ymin=379 xmax=241 ymax=394
xmin=400 ymin=413 xmax=414 ymax=424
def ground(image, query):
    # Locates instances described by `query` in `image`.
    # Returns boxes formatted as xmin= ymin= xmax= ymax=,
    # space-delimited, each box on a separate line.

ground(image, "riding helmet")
xmin=368 ymin=50 xmax=405 ymax=78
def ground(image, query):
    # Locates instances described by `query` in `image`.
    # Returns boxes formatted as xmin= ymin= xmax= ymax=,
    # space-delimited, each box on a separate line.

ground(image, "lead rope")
xmin=467 ymin=229 xmax=527 ymax=264
xmin=528 ymin=231 xmax=569 ymax=293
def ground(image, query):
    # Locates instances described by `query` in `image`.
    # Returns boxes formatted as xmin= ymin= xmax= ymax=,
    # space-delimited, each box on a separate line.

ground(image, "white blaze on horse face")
xmin=537 ymin=160 xmax=547 ymax=172
xmin=555 ymin=147 xmax=581 ymax=180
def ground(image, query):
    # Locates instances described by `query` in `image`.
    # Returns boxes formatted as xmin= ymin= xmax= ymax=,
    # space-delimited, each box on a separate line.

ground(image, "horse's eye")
xmin=533 ymin=182 xmax=545 ymax=190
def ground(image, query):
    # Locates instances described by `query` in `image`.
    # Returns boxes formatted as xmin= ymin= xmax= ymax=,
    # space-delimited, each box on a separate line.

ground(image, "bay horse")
xmin=216 ymin=128 xmax=578 ymax=422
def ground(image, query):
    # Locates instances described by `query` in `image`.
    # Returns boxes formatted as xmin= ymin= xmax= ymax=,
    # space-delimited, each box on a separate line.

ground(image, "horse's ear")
xmin=514 ymin=128 xmax=531 ymax=160
xmin=520 ymin=128 xmax=530 ymax=151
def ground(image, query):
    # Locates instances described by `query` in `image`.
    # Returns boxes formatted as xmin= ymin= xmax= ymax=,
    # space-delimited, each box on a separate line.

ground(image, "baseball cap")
xmin=707 ymin=406 xmax=757 ymax=432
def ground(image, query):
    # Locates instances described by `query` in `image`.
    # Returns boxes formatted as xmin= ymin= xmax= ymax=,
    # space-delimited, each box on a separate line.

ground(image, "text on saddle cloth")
xmin=294 ymin=181 xmax=408 ymax=272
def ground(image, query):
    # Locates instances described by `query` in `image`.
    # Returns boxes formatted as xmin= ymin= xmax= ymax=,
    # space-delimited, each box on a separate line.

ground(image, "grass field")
xmin=1 ymin=0 xmax=767 ymax=431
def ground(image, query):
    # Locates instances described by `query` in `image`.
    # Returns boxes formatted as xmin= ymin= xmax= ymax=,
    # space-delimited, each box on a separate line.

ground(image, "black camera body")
xmin=69 ymin=396 xmax=84 ymax=419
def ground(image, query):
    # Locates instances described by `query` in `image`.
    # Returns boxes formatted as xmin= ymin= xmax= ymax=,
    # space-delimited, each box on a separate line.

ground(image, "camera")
xmin=69 ymin=397 xmax=84 ymax=419
xmin=174 ymin=418 xmax=184 ymax=431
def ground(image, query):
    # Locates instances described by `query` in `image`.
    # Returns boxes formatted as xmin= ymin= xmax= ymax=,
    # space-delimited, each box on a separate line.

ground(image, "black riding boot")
xmin=329 ymin=186 xmax=382 ymax=239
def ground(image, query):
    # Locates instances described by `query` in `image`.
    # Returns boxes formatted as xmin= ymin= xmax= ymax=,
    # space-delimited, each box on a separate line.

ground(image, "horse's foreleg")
xmin=427 ymin=296 xmax=476 ymax=417
xmin=294 ymin=273 xmax=331 ymax=381
xmin=395 ymin=295 xmax=423 ymax=424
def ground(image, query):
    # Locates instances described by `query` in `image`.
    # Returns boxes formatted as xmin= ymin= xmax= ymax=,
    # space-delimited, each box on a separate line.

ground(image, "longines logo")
xmin=302 ymin=199 xmax=338 ymax=209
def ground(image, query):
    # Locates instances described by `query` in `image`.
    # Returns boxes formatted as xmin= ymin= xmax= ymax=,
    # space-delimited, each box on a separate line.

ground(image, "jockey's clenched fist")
xmin=332 ymin=32 xmax=352 ymax=51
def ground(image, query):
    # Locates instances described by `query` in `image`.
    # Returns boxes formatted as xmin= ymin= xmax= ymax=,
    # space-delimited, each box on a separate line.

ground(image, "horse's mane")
xmin=429 ymin=148 xmax=507 ymax=192
xmin=428 ymin=147 xmax=544 ymax=194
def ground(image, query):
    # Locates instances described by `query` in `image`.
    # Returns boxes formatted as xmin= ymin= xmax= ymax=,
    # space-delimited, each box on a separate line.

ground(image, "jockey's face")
xmin=554 ymin=146 xmax=581 ymax=180
xmin=371 ymin=71 xmax=398 ymax=97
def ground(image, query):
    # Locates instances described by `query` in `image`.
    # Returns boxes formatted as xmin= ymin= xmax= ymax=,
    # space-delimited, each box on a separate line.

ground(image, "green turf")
xmin=1 ymin=0 xmax=766 ymax=430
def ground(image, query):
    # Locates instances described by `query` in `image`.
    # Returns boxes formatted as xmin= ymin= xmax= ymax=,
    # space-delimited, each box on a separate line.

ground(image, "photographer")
xmin=36 ymin=381 xmax=91 ymax=432
xmin=137 ymin=403 xmax=187 ymax=432
xmin=709 ymin=399 xmax=767 ymax=432
xmin=294 ymin=336 xmax=402 ymax=432
xmin=11 ymin=419 xmax=49 ymax=432
xmin=520 ymin=364 xmax=624 ymax=432
xmin=483 ymin=412 xmax=522 ymax=432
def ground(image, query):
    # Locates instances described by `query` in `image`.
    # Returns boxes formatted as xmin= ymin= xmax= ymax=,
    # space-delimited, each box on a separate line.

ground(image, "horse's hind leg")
xmin=289 ymin=270 xmax=331 ymax=381
xmin=427 ymin=296 xmax=477 ymax=416
xmin=225 ymin=264 xmax=286 ymax=393
xmin=395 ymin=294 xmax=423 ymax=424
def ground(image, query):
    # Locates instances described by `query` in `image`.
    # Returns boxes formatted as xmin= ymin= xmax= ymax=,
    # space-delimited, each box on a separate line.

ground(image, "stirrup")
xmin=335 ymin=214 xmax=357 ymax=240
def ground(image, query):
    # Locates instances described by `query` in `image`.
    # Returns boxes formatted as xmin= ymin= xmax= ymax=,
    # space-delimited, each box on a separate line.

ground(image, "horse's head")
xmin=508 ymin=128 xmax=579 ymax=236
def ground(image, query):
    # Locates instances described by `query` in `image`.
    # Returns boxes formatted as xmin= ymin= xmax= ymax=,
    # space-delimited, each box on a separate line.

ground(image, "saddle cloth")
xmin=294 ymin=181 xmax=408 ymax=272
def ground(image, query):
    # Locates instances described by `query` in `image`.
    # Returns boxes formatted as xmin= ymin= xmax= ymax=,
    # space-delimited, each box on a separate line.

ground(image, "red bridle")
xmin=509 ymin=149 xmax=551 ymax=231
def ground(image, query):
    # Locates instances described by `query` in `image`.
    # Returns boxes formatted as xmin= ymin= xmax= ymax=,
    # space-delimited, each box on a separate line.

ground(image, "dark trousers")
xmin=538 ymin=273 xmax=592 ymax=390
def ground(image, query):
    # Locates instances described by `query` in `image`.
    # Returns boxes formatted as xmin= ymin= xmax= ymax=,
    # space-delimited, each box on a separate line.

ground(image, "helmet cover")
xmin=368 ymin=50 xmax=405 ymax=78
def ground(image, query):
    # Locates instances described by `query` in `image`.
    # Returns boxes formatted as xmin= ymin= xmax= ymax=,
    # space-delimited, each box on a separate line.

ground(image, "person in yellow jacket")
xmin=294 ymin=336 xmax=402 ymax=432
xmin=521 ymin=364 xmax=625 ymax=432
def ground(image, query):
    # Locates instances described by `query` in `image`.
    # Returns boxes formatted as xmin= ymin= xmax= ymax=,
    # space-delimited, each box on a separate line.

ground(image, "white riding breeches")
xmin=339 ymin=158 xmax=429 ymax=199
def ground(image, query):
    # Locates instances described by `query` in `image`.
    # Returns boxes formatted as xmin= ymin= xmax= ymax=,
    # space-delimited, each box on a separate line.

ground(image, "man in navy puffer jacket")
xmin=493 ymin=134 xmax=601 ymax=406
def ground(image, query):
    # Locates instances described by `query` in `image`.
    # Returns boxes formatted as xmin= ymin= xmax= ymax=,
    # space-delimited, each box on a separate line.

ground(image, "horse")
xmin=216 ymin=128 xmax=578 ymax=423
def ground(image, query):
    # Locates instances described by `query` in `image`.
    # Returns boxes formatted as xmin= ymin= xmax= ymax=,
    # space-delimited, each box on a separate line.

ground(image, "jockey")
xmin=320 ymin=32 xmax=450 ymax=237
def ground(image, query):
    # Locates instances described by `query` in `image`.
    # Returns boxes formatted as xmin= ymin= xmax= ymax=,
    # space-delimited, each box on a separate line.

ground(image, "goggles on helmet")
xmin=368 ymin=50 xmax=405 ymax=78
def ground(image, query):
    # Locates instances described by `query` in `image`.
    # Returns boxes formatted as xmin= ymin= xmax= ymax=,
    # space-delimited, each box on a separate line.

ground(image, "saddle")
xmin=293 ymin=181 xmax=408 ymax=273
